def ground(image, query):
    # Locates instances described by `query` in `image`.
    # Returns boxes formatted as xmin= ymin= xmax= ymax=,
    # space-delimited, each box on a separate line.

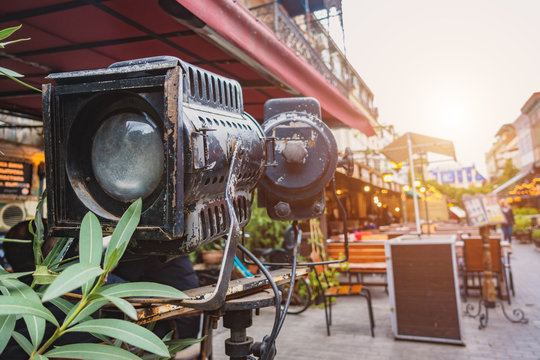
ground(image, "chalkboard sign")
xmin=386 ymin=236 xmax=464 ymax=344
xmin=0 ymin=160 xmax=33 ymax=196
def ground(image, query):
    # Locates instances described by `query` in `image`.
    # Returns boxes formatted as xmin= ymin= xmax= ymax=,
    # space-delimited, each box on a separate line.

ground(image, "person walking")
xmin=501 ymin=202 xmax=515 ymax=243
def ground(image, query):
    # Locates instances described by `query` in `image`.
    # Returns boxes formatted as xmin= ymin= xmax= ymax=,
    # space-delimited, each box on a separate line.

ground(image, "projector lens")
xmin=91 ymin=111 xmax=164 ymax=202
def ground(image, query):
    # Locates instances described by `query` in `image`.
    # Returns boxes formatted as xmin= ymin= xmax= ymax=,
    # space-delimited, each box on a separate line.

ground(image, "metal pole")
xmin=401 ymin=190 xmax=408 ymax=224
xmin=420 ymin=152 xmax=430 ymax=235
xmin=480 ymin=225 xmax=497 ymax=306
xmin=407 ymin=133 xmax=421 ymax=234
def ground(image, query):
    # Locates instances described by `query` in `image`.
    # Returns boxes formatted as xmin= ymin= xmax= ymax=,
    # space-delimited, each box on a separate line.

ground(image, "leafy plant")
xmin=308 ymin=267 xmax=338 ymax=306
xmin=513 ymin=214 xmax=531 ymax=232
xmin=0 ymin=25 xmax=41 ymax=93
xmin=426 ymin=180 xmax=493 ymax=207
xmin=532 ymin=229 xmax=540 ymax=239
xmin=513 ymin=207 xmax=539 ymax=216
xmin=305 ymin=219 xmax=339 ymax=305
xmin=0 ymin=198 xmax=199 ymax=359
xmin=243 ymin=194 xmax=288 ymax=250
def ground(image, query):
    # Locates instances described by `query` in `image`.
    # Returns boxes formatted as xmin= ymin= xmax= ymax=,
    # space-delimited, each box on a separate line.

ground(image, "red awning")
xmin=0 ymin=0 xmax=374 ymax=135
xmin=177 ymin=0 xmax=375 ymax=136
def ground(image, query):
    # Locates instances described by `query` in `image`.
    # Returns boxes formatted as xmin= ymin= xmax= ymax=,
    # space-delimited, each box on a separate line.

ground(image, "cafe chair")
xmin=322 ymin=282 xmax=375 ymax=337
xmin=462 ymin=236 xmax=513 ymax=304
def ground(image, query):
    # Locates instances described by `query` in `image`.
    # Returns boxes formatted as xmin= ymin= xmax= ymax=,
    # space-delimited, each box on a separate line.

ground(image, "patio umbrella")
xmin=381 ymin=132 xmax=456 ymax=164
xmin=382 ymin=132 xmax=456 ymax=234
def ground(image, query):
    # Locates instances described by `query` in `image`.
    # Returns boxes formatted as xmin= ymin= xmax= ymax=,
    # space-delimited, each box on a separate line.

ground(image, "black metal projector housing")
xmin=43 ymin=56 xmax=265 ymax=255
xmin=258 ymin=98 xmax=338 ymax=221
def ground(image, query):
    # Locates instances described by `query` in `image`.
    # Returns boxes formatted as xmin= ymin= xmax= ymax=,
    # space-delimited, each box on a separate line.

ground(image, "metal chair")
xmin=312 ymin=263 xmax=375 ymax=337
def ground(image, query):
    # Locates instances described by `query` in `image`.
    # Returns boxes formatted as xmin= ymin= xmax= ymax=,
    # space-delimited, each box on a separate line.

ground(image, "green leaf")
xmin=99 ymin=282 xmax=188 ymax=299
xmin=0 ymin=237 xmax=31 ymax=243
xmin=0 ymin=271 xmax=33 ymax=280
xmin=69 ymin=298 xmax=108 ymax=325
xmin=44 ymin=343 xmax=140 ymax=360
xmin=162 ymin=330 xmax=174 ymax=342
xmin=0 ymin=297 xmax=58 ymax=326
xmin=80 ymin=212 xmax=103 ymax=295
xmin=0 ymin=315 xmax=16 ymax=354
xmin=91 ymin=332 xmax=114 ymax=345
xmin=1 ymin=279 xmax=39 ymax=301
xmin=33 ymin=192 xmax=47 ymax=265
xmin=80 ymin=212 xmax=103 ymax=266
xmin=165 ymin=337 xmax=203 ymax=354
xmin=0 ymin=25 xmax=22 ymax=41
xmin=0 ymin=66 xmax=23 ymax=77
xmin=25 ymin=310 xmax=45 ymax=349
xmin=51 ymin=257 xmax=79 ymax=272
xmin=33 ymin=354 xmax=48 ymax=360
xmin=66 ymin=319 xmax=169 ymax=357
xmin=11 ymin=331 xmax=33 ymax=356
xmin=42 ymin=263 xmax=104 ymax=302
xmin=140 ymin=337 xmax=203 ymax=360
xmin=0 ymin=37 xmax=30 ymax=48
xmin=103 ymin=199 xmax=142 ymax=270
xmin=44 ymin=237 xmax=73 ymax=267
xmin=2 ymin=279 xmax=46 ymax=347
xmin=104 ymin=248 xmax=119 ymax=271
xmin=32 ymin=265 xmax=58 ymax=285
xmin=48 ymin=297 xmax=75 ymax=315
xmin=98 ymin=294 xmax=137 ymax=320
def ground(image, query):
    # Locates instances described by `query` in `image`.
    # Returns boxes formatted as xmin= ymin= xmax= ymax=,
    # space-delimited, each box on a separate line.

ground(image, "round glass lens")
xmin=91 ymin=111 xmax=164 ymax=202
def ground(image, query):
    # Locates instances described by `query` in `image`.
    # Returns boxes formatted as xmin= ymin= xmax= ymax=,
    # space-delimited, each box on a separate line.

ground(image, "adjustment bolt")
xmin=281 ymin=140 xmax=308 ymax=164
xmin=274 ymin=201 xmax=291 ymax=218
xmin=312 ymin=202 xmax=324 ymax=215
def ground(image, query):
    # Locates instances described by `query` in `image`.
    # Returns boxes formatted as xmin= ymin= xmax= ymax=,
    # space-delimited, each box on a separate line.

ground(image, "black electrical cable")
xmin=239 ymin=222 xmax=300 ymax=360
xmin=237 ymin=243 xmax=281 ymax=343
xmin=274 ymin=222 xmax=299 ymax=336
xmin=242 ymin=176 xmax=350 ymax=267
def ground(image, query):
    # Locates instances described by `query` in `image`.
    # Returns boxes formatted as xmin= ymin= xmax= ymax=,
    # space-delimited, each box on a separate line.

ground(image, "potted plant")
xmin=532 ymin=229 xmax=540 ymax=250
xmin=201 ymin=241 xmax=224 ymax=265
xmin=513 ymin=215 xmax=532 ymax=243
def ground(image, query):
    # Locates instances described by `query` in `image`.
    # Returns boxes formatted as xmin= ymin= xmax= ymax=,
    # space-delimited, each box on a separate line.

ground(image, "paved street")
xmin=211 ymin=242 xmax=540 ymax=359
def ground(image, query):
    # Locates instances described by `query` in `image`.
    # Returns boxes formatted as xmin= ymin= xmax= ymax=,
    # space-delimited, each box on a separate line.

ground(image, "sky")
xmin=341 ymin=0 xmax=540 ymax=175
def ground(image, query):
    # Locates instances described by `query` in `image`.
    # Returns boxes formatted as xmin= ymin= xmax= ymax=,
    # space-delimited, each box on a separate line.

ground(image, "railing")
xmin=249 ymin=2 xmax=378 ymax=119
xmin=0 ymin=114 xmax=43 ymax=147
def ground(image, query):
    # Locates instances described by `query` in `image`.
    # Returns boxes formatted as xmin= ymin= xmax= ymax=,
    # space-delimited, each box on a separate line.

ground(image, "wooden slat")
xmin=325 ymin=287 xmax=340 ymax=296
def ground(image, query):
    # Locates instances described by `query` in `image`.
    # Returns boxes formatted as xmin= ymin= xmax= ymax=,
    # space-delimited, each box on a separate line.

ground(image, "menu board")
xmin=0 ymin=160 xmax=33 ymax=196
xmin=462 ymin=195 xmax=504 ymax=227
xmin=386 ymin=237 xmax=464 ymax=344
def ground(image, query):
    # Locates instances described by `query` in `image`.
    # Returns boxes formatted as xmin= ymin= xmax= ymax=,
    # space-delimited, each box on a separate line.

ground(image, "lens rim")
xmin=66 ymin=90 xmax=165 ymax=219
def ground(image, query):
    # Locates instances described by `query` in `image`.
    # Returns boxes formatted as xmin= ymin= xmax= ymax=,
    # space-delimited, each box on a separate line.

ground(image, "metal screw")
xmin=274 ymin=201 xmax=291 ymax=218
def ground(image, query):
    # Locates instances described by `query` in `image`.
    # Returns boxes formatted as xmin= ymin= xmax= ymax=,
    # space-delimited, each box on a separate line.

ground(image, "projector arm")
xmin=180 ymin=143 xmax=244 ymax=311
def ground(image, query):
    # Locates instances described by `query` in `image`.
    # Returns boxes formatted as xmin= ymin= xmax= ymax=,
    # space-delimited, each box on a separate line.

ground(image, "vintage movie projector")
xmin=43 ymin=56 xmax=344 ymax=359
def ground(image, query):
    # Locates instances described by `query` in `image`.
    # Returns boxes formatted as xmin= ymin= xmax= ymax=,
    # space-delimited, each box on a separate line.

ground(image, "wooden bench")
xmin=326 ymin=241 xmax=387 ymax=287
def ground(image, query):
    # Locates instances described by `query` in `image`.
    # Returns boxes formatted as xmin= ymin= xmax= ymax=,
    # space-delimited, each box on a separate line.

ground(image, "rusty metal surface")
xmin=43 ymin=56 xmax=267 ymax=255
xmin=131 ymin=268 xmax=308 ymax=324
xmin=222 ymin=289 xmax=276 ymax=311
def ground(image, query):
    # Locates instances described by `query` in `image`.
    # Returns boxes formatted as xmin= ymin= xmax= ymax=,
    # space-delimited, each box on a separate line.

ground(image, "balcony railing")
xmin=249 ymin=1 xmax=378 ymax=119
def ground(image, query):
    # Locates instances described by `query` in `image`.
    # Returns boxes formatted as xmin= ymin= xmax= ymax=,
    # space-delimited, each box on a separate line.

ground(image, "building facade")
xmin=485 ymin=124 xmax=520 ymax=182
xmin=514 ymin=93 xmax=540 ymax=169
xmin=491 ymin=93 xmax=540 ymax=208
xmin=428 ymin=166 xmax=486 ymax=188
